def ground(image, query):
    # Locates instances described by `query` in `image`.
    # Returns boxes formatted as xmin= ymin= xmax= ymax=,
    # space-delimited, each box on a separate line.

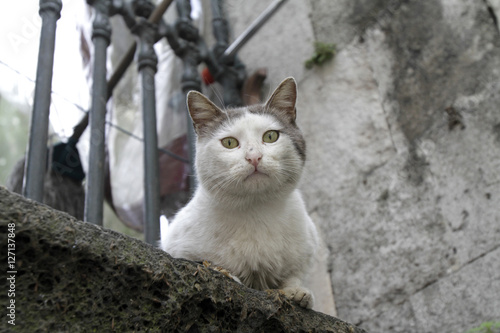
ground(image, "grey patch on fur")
xmin=194 ymin=106 xmax=247 ymax=140
xmin=247 ymin=104 xmax=307 ymax=163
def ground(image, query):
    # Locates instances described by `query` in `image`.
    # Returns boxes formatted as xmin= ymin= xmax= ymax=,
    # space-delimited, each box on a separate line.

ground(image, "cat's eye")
xmin=263 ymin=130 xmax=279 ymax=143
xmin=221 ymin=137 xmax=239 ymax=149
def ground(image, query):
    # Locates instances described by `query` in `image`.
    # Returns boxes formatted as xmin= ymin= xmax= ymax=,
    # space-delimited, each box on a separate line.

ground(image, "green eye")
xmin=221 ymin=137 xmax=239 ymax=149
xmin=263 ymin=130 xmax=279 ymax=143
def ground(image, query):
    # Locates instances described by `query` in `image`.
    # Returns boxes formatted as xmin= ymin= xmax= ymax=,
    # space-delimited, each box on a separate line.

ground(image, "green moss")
xmin=466 ymin=321 xmax=500 ymax=333
xmin=305 ymin=41 xmax=337 ymax=69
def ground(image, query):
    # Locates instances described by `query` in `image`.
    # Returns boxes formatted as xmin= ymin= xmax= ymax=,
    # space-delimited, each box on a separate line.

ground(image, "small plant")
xmin=466 ymin=321 xmax=500 ymax=333
xmin=304 ymin=41 xmax=336 ymax=69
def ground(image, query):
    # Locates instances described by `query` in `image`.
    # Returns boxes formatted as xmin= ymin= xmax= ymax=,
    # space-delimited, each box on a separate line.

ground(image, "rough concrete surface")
xmin=0 ymin=186 xmax=365 ymax=332
xmin=228 ymin=0 xmax=500 ymax=331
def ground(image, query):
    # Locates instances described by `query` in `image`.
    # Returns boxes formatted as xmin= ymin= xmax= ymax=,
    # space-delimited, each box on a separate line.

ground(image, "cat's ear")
xmin=265 ymin=77 xmax=297 ymax=123
xmin=187 ymin=91 xmax=224 ymax=136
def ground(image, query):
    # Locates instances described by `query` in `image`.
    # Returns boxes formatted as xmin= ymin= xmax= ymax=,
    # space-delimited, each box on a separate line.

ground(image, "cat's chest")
xmin=214 ymin=212 xmax=286 ymax=249
xmin=209 ymin=210 xmax=300 ymax=284
xmin=224 ymin=218 xmax=285 ymax=257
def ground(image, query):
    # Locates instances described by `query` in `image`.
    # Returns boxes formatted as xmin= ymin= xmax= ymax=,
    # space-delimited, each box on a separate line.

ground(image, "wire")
xmin=106 ymin=122 xmax=190 ymax=164
xmin=0 ymin=59 xmax=190 ymax=164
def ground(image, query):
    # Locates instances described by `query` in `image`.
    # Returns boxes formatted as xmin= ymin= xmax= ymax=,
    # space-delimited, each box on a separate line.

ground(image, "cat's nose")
xmin=246 ymin=151 xmax=262 ymax=168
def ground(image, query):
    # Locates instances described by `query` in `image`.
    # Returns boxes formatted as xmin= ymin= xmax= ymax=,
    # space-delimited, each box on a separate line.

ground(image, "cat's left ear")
xmin=187 ymin=91 xmax=224 ymax=136
xmin=265 ymin=77 xmax=297 ymax=123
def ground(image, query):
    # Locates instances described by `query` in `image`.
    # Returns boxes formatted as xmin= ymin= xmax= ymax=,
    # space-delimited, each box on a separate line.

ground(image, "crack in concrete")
xmin=409 ymin=243 xmax=500 ymax=300
xmin=380 ymin=99 xmax=399 ymax=154
xmin=483 ymin=0 xmax=499 ymax=29
xmin=361 ymin=243 xmax=500 ymax=328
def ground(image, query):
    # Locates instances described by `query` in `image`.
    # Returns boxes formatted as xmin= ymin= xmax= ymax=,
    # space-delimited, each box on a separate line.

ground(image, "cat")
xmin=160 ymin=77 xmax=319 ymax=309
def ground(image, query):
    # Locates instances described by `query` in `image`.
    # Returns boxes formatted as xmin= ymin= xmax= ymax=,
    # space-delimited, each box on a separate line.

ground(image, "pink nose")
xmin=246 ymin=151 xmax=262 ymax=168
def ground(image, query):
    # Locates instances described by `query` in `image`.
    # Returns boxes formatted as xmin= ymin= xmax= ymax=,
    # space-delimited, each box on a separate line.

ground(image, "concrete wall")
xmin=227 ymin=1 xmax=500 ymax=331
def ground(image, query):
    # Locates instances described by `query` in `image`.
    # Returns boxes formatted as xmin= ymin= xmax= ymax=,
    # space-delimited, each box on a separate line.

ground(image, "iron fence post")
xmin=175 ymin=0 xmax=201 ymax=193
xmin=133 ymin=18 xmax=161 ymax=245
xmin=210 ymin=0 xmax=244 ymax=108
xmin=84 ymin=0 xmax=112 ymax=225
xmin=23 ymin=0 xmax=62 ymax=202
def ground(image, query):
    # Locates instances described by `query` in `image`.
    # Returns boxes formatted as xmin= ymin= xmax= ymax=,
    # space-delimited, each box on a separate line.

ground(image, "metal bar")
xmin=210 ymin=0 xmax=244 ymax=107
xmin=134 ymin=18 xmax=161 ymax=245
xmin=186 ymin=97 xmax=198 ymax=192
xmin=107 ymin=0 xmax=174 ymax=99
xmin=181 ymin=47 xmax=201 ymax=193
xmin=149 ymin=0 xmax=175 ymax=23
xmin=84 ymin=0 xmax=112 ymax=225
xmin=223 ymin=0 xmax=287 ymax=58
xmin=175 ymin=0 xmax=200 ymax=193
xmin=210 ymin=0 xmax=229 ymax=56
xmin=23 ymin=0 xmax=62 ymax=202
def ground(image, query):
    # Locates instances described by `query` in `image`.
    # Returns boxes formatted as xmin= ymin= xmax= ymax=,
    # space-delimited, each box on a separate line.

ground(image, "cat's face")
xmin=187 ymin=78 xmax=306 ymax=203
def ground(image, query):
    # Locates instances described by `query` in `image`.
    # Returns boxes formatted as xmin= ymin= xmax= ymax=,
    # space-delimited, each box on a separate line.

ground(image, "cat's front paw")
xmin=281 ymin=286 xmax=314 ymax=309
xmin=202 ymin=261 xmax=242 ymax=284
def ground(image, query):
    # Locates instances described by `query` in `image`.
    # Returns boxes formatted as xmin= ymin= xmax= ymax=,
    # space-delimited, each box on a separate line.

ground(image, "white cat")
xmin=161 ymin=77 xmax=318 ymax=309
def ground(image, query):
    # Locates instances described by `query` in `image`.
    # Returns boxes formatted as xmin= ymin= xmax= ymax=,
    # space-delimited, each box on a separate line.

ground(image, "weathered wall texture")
xmin=228 ymin=0 xmax=500 ymax=331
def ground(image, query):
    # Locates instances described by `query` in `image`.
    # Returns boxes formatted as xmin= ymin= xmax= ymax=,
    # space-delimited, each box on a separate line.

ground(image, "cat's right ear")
xmin=187 ymin=91 xmax=224 ymax=136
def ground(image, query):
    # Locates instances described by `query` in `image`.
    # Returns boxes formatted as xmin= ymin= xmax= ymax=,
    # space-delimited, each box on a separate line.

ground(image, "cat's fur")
xmin=161 ymin=78 xmax=318 ymax=309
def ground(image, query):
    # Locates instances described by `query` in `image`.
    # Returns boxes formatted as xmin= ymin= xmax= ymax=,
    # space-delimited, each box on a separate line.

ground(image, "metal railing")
xmin=23 ymin=0 xmax=63 ymax=203
xmin=23 ymin=0 xmax=286 ymax=245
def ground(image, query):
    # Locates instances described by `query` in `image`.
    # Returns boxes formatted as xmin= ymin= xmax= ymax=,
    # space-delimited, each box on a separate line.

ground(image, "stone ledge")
xmin=0 ymin=186 xmax=365 ymax=332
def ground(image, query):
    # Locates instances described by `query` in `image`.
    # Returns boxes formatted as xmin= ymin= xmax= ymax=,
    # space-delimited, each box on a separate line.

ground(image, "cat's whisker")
xmin=205 ymin=171 xmax=243 ymax=200
xmin=222 ymin=109 xmax=231 ymax=123
xmin=208 ymin=84 xmax=225 ymax=109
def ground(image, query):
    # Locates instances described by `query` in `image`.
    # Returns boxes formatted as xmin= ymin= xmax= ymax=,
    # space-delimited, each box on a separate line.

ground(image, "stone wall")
xmin=227 ymin=1 xmax=500 ymax=331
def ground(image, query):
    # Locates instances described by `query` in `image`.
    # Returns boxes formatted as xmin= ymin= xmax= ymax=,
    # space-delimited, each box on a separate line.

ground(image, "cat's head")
xmin=187 ymin=77 xmax=306 ymax=205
